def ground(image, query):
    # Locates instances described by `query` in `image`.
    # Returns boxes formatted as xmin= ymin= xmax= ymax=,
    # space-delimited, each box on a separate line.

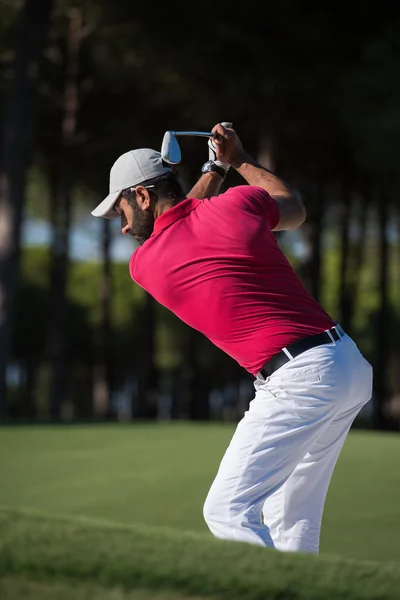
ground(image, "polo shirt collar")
xmin=152 ymin=198 xmax=200 ymax=235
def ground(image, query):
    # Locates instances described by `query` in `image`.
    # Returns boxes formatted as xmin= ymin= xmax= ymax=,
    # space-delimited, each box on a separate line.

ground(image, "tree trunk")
xmin=19 ymin=359 xmax=37 ymax=419
xmin=301 ymin=183 xmax=324 ymax=301
xmin=135 ymin=293 xmax=158 ymax=419
xmin=0 ymin=0 xmax=53 ymax=415
xmin=46 ymin=8 xmax=81 ymax=420
xmin=257 ymin=135 xmax=275 ymax=172
xmin=338 ymin=190 xmax=353 ymax=333
xmin=309 ymin=184 xmax=324 ymax=302
xmin=93 ymin=218 xmax=113 ymax=418
xmin=373 ymin=193 xmax=392 ymax=430
xmin=349 ymin=191 xmax=369 ymax=316
xmin=47 ymin=166 xmax=71 ymax=420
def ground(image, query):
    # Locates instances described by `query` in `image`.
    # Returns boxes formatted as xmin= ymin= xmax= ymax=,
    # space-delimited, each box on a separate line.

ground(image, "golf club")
xmin=161 ymin=123 xmax=233 ymax=165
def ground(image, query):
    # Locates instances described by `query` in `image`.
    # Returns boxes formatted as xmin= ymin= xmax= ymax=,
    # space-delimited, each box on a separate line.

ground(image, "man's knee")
xmin=204 ymin=493 xmax=274 ymax=547
xmin=203 ymin=493 xmax=232 ymax=539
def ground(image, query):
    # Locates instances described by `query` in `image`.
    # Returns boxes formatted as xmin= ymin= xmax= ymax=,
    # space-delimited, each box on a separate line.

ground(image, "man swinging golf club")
xmin=91 ymin=123 xmax=372 ymax=554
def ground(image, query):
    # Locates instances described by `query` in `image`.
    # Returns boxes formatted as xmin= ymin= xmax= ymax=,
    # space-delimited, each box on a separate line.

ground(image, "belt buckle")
xmin=332 ymin=322 xmax=344 ymax=341
xmin=326 ymin=329 xmax=336 ymax=343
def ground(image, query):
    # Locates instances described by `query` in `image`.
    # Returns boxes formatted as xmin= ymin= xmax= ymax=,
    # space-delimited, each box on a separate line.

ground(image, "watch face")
xmin=201 ymin=160 xmax=214 ymax=173
xmin=201 ymin=160 xmax=227 ymax=179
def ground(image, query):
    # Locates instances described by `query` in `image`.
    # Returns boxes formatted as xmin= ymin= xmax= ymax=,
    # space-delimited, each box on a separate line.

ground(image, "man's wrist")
xmin=202 ymin=170 xmax=224 ymax=179
xmin=213 ymin=160 xmax=230 ymax=172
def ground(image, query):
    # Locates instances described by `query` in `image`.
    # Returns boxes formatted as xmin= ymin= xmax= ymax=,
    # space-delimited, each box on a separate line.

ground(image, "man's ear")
xmin=135 ymin=186 xmax=152 ymax=211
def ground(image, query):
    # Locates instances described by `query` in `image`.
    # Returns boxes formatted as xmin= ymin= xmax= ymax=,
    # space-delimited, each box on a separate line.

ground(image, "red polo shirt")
xmin=130 ymin=186 xmax=334 ymax=375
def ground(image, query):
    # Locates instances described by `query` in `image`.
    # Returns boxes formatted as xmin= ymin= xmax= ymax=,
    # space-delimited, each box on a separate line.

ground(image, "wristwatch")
xmin=201 ymin=160 xmax=227 ymax=179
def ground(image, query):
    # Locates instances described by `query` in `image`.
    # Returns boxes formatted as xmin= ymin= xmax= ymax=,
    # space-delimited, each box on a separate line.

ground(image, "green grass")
xmin=0 ymin=576 xmax=210 ymax=600
xmin=1 ymin=424 xmax=400 ymax=599
xmin=1 ymin=509 xmax=400 ymax=600
xmin=1 ymin=424 xmax=400 ymax=564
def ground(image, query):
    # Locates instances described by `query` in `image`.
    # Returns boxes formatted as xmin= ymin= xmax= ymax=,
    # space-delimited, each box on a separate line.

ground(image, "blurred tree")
xmin=135 ymin=293 xmax=158 ymax=418
xmin=334 ymin=25 xmax=400 ymax=427
xmin=12 ymin=281 xmax=48 ymax=418
xmin=297 ymin=182 xmax=325 ymax=303
xmin=4 ymin=0 xmax=400 ymax=424
xmin=338 ymin=187 xmax=353 ymax=334
xmin=92 ymin=218 xmax=113 ymax=418
xmin=0 ymin=0 xmax=53 ymax=415
xmin=375 ymin=192 xmax=392 ymax=428
xmin=46 ymin=6 xmax=84 ymax=419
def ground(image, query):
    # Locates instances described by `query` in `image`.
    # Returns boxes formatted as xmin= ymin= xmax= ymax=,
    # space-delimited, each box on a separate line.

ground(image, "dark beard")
xmin=130 ymin=200 xmax=155 ymax=245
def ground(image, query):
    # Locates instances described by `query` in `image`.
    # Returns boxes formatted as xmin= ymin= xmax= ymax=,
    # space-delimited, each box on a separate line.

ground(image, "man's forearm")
xmin=187 ymin=172 xmax=224 ymax=200
xmin=232 ymin=153 xmax=296 ymax=201
xmin=232 ymin=152 xmax=305 ymax=230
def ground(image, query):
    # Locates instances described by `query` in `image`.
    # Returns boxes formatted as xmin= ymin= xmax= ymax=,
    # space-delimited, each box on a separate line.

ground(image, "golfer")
xmin=92 ymin=123 xmax=372 ymax=554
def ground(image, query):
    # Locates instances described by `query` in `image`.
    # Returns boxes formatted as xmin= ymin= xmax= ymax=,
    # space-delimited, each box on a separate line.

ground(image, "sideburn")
xmin=130 ymin=195 xmax=155 ymax=244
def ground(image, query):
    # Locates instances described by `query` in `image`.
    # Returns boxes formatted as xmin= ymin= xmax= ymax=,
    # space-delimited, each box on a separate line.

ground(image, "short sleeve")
xmin=208 ymin=185 xmax=280 ymax=230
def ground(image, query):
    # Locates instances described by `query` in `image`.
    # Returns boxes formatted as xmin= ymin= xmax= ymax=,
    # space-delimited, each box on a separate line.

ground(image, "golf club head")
xmin=161 ymin=131 xmax=181 ymax=165
xmin=161 ymin=130 xmax=218 ymax=164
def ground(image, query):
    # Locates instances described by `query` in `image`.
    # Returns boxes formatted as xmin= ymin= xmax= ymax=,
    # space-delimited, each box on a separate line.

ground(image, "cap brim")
xmin=91 ymin=190 xmax=121 ymax=219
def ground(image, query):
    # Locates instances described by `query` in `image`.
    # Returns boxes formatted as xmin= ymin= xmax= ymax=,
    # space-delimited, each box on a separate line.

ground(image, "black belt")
xmin=258 ymin=324 xmax=345 ymax=380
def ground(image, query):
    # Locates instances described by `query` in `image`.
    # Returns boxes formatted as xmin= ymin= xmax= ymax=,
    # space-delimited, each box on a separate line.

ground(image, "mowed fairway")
xmin=1 ymin=423 xmax=400 ymax=564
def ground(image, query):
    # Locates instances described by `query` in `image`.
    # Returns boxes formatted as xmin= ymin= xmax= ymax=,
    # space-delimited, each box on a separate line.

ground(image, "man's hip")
xmin=257 ymin=323 xmax=346 ymax=380
xmin=255 ymin=329 xmax=372 ymax=415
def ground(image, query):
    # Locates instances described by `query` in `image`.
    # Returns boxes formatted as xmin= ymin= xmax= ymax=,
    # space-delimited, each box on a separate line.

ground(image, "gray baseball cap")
xmin=91 ymin=148 xmax=172 ymax=219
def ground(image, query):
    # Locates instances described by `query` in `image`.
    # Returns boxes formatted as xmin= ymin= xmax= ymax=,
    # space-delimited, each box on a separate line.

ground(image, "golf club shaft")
xmin=172 ymin=131 xmax=216 ymax=138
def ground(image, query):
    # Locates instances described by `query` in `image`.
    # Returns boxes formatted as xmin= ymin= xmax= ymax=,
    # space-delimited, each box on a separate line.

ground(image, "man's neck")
xmin=154 ymin=197 xmax=186 ymax=219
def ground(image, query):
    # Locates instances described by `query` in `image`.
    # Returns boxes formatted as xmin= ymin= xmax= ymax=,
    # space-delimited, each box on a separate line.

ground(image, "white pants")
xmin=203 ymin=333 xmax=373 ymax=553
